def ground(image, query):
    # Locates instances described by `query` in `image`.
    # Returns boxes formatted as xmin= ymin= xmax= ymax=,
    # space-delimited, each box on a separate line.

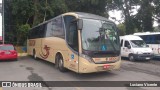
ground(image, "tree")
xmin=117 ymin=23 xmax=126 ymax=36
xmin=16 ymin=24 xmax=30 ymax=45
xmin=106 ymin=0 xmax=140 ymax=34
xmin=153 ymin=0 xmax=160 ymax=27
xmin=65 ymin=0 xmax=109 ymax=17
xmin=136 ymin=0 xmax=154 ymax=32
xmin=4 ymin=0 xmax=121 ymax=45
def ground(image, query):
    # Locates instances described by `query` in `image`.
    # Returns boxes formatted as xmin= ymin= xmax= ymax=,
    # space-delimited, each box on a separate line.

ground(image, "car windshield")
xmin=130 ymin=40 xmax=148 ymax=48
xmin=81 ymin=19 xmax=120 ymax=52
xmin=0 ymin=45 xmax=14 ymax=50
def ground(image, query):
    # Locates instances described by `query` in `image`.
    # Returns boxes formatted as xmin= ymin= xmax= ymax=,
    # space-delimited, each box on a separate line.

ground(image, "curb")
xmin=18 ymin=53 xmax=28 ymax=57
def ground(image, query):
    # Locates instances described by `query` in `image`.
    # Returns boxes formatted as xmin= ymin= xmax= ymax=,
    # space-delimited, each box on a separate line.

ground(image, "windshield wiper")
xmin=93 ymin=51 xmax=118 ymax=54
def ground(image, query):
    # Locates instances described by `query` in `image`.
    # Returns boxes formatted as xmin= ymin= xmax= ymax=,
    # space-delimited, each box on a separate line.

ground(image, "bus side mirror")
xmin=78 ymin=19 xmax=83 ymax=30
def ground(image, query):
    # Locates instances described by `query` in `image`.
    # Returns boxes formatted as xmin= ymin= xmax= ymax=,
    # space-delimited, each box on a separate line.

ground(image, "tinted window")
xmin=68 ymin=23 xmax=78 ymax=51
xmin=124 ymin=41 xmax=130 ymax=47
xmin=46 ymin=21 xmax=53 ymax=37
xmin=45 ymin=17 xmax=65 ymax=38
xmin=63 ymin=15 xmax=76 ymax=33
xmin=64 ymin=16 xmax=78 ymax=51
xmin=0 ymin=46 xmax=14 ymax=50
xmin=120 ymin=39 xmax=123 ymax=47
xmin=140 ymin=34 xmax=160 ymax=44
xmin=28 ymin=24 xmax=46 ymax=39
xmin=39 ymin=24 xmax=46 ymax=38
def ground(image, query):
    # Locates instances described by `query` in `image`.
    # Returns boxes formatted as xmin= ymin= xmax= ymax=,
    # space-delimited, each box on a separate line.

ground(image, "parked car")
xmin=0 ymin=44 xmax=18 ymax=60
xmin=120 ymin=35 xmax=154 ymax=61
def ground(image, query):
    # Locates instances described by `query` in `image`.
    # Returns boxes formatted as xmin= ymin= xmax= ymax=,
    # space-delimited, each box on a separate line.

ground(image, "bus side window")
xmin=156 ymin=34 xmax=160 ymax=44
xmin=39 ymin=24 xmax=46 ymax=38
xmin=68 ymin=23 xmax=78 ymax=51
xmin=46 ymin=21 xmax=54 ymax=37
xmin=52 ymin=17 xmax=65 ymax=38
xmin=63 ymin=15 xmax=78 ymax=51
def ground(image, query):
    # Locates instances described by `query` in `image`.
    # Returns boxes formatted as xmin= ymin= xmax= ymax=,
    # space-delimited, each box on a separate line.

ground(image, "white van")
xmin=120 ymin=35 xmax=154 ymax=61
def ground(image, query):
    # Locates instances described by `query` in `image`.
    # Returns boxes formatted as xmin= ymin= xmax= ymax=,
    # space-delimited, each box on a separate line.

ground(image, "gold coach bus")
xmin=27 ymin=12 xmax=121 ymax=73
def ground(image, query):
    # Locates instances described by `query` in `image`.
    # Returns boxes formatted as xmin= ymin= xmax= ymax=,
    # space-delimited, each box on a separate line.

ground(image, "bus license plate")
xmin=103 ymin=65 xmax=110 ymax=69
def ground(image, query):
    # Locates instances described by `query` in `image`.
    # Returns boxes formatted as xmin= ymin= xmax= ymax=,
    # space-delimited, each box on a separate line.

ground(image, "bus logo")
xmin=40 ymin=45 xmax=50 ymax=59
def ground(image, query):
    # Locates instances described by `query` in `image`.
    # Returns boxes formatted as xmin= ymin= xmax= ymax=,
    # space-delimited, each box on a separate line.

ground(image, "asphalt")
xmin=0 ymin=56 xmax=159 ymax=90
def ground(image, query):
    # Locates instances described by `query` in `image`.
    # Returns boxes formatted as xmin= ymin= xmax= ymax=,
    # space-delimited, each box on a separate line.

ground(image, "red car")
xmin=0 ymin=44 xmax=18 ymax=60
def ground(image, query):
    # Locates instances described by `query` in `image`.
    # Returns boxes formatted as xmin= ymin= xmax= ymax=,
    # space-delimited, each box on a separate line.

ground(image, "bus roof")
xmin=75 ymin=12 xmax=112 ymax=21
xmin=134 ymin=32 xmax=160 ymax=35
xmin=62 ymin=12 xmax=113 ymax=22
xmin=31 ymin=12 xmax=113 ymax=29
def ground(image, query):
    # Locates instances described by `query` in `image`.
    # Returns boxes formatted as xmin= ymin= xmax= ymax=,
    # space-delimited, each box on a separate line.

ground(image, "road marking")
xmin=75 ymin=87 xmax=82 ymax=90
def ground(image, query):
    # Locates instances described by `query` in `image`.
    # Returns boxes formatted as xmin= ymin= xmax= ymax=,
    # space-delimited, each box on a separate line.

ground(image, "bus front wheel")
xmin=56 ymin=54 xmax=67 ymax=72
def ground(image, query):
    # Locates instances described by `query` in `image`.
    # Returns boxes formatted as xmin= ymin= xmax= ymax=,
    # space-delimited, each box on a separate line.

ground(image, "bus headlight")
xmin=80 ymin=54 xmax=94 ymax=63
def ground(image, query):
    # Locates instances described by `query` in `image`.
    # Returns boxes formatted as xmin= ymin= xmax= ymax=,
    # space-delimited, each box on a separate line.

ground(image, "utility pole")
xmin=2 ymin=0 xmax=4 ymax=44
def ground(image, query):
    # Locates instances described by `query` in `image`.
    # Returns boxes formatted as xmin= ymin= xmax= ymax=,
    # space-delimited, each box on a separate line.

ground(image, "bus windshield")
xmin=130 ymin=40 xmax=148 ymax=48
xmin=81 ymin=19 xmax=120 ymax=55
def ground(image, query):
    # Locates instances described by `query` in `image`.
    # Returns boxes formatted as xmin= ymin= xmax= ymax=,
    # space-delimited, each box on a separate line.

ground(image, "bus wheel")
xmin=55 ymin=55 xmax=59 ymax=69
xmin=57 ymin=54 xmax=66 ymax=72
xmin=33 ymin=50 xmax=37 ymax=60
xmin=129 ymin=54 xmax=135 ymax=61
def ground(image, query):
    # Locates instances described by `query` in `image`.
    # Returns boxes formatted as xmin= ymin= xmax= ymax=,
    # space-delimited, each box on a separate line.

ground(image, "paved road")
xmin=0 ymin=56 xmax=159 ymax=90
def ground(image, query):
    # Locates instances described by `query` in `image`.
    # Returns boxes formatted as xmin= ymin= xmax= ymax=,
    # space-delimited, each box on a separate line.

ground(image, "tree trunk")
xmin=33 ymin=0 xmax=39 ymax=26
xmin=43 ymin=0 xmax=47 ymax=22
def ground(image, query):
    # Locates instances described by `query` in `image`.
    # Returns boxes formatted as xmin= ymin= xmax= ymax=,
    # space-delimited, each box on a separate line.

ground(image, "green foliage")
xmin=16 ymin=24 xmax=30 ymax=45
xmin=4 ymin=0 xmax=110 ymax=46
xmin=65 ymin=0 xmax=108 ymax=17
xmin=4 ymin=0 xmax=160 ymax=46
xmin=154 ymin=26 xmax=160 ymax=32
xmin=153 ymin=0 xmax=160 ymax=25
xmin=11 ymin=0 xmax=34 ymax=24
xmin=117 ymin=23 xmax=126 ymax=36
xmin=136 ymin=0 xmax=154 ymax=32
xmin=107 ymin=0 xmax=155 ymax=34
xmin=17 ymin=24 xmax=30 ymax=35
xmin=106 ymin=0 xmax=140 ymax=34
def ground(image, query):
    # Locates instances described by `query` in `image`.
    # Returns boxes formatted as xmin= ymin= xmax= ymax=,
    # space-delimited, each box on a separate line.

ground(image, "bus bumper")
xmin=78 ymin=58 xmax=121 ymax=73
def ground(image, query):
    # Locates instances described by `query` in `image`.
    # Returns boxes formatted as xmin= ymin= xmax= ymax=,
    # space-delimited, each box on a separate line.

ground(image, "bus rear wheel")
xmin=56 ymin=54 xmax=67 ymax=72
xmin=33 ymin=50 xmax=37 ymax=60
